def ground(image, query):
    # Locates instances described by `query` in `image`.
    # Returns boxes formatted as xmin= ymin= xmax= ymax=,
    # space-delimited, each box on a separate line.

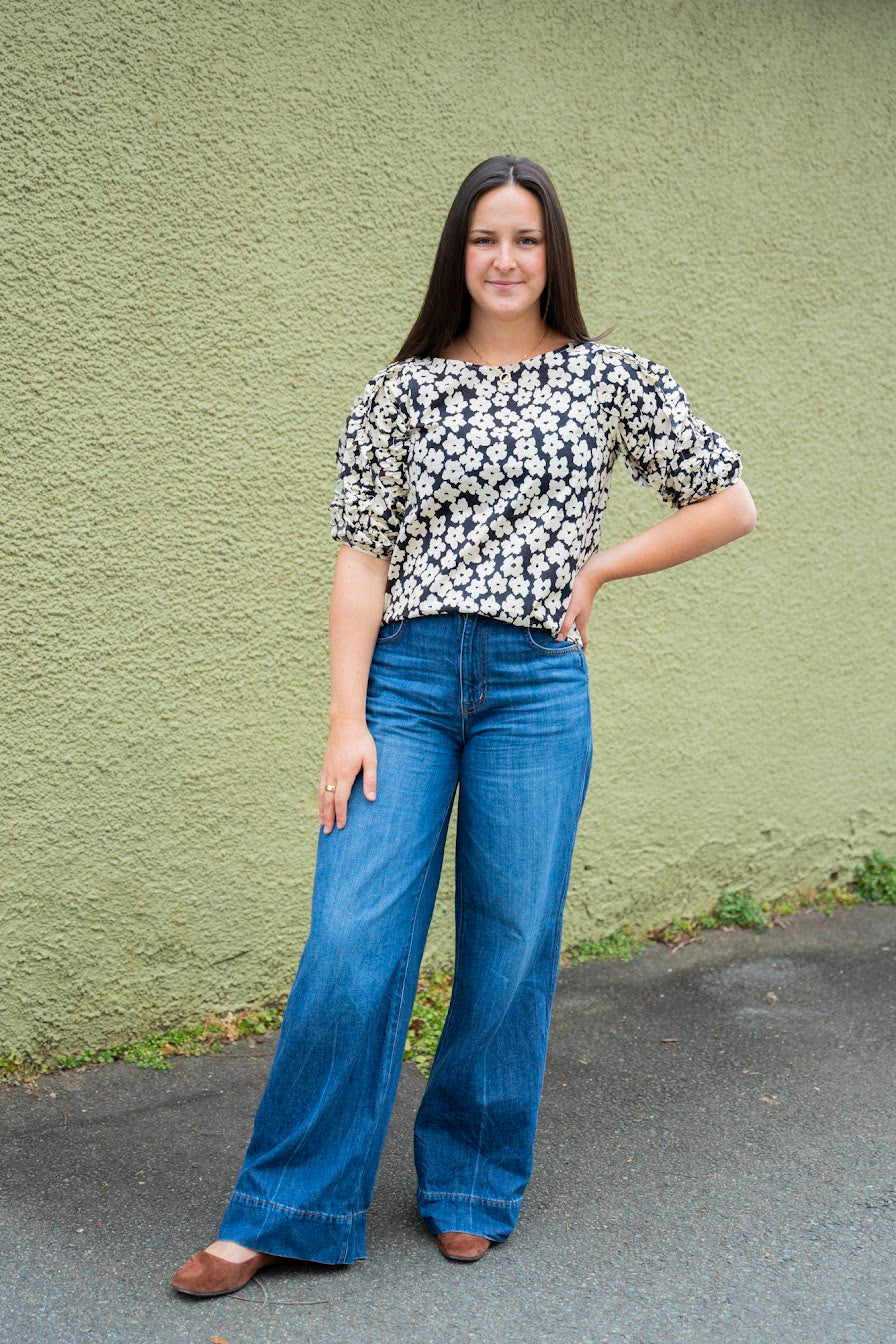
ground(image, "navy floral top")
xmin=328 ymin=340 xmax=742 ymax=648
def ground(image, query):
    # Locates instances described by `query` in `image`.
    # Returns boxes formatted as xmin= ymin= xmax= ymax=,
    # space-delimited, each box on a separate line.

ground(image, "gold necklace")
xmin=463 ymin=324 xmax=549 ymax=387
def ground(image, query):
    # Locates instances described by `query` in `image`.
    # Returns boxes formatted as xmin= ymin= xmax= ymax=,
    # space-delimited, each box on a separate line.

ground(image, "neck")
xmin=464 ymin=314 xmax=550 ymax=364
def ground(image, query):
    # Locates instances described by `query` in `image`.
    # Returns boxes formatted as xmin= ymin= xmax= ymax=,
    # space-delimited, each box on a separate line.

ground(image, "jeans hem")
xmin=416 ymin=1188 xmax=523 ymax=1241
xmin=217 ymin=1190 xmax=367 ymax=1264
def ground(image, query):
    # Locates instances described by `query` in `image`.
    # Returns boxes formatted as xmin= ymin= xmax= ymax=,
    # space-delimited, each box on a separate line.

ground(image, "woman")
xmin=172 ymin=155 xmax=756 ymax=1297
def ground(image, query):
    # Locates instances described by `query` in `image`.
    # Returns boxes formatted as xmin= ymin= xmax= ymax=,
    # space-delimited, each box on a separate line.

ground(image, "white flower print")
xmin=442 ymin=458 xmax=468 ymax=486
xmin=421 ymin=446 xmax=446 ymax=473
xmin=328 ymin=341 xmax=742 ymax=647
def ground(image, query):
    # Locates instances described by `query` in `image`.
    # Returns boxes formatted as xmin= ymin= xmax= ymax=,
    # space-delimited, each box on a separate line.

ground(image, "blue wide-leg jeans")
xmin=217 ymin=612 xmax=593 ymax=1263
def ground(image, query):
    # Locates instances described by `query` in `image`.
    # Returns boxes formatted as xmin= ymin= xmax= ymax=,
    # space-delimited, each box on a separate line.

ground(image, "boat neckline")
xmin=418 ymin=339 xmax=588 ymax=372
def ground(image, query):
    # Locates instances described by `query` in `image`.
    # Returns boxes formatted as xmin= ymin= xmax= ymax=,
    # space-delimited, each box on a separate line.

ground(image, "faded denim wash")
xmin=217 ymin=612 xmax=594 ymax=1263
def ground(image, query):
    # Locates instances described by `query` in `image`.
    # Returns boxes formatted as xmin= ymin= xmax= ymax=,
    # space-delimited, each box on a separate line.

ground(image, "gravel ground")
xmin=1 ymin=903 xmax=893 ymax=1344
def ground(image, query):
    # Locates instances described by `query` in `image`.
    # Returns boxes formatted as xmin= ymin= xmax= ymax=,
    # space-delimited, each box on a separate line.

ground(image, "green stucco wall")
xmin=2 ymin=0 xmax=893 ymax=1062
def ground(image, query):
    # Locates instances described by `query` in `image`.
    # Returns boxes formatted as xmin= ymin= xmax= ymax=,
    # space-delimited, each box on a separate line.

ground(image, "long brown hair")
xmin=394 ymin=155 xmax=617 ymax=362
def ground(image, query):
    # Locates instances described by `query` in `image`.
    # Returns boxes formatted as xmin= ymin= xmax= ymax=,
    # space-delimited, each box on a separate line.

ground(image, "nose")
xmin=493 ymin=244 xmax=517 ymax=273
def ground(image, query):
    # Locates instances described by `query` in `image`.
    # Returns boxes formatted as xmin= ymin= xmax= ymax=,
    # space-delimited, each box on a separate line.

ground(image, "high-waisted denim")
xmin=217 ymin=612 xmax=594 ymax=1263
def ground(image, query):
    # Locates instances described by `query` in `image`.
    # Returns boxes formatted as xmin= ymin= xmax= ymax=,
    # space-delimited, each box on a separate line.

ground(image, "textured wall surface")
xmin=2 ymin=0 xmax=894 ymax=1061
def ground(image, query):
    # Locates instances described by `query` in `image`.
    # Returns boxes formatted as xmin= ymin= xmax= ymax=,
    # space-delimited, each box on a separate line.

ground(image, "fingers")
xmin=557 ymin=617 xmax=588 ymax=648
xmin=318 ymin=775 xmax=337 ymax=834
xmin=318 ymin=747 xmax=378 ymax=835
xmin=319 ymin=774 xmax=352 ymax=833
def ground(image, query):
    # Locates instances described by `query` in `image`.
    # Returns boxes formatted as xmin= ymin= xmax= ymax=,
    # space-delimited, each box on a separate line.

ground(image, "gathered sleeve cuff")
xmin=608 ymin=349 xmax=742 ymax=509
xmin=328 ymin=364 xmax=412 ymax=560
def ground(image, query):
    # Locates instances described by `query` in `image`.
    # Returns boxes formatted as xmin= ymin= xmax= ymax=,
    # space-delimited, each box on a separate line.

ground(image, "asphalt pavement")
xmin=1 ymin=904 xmax=893 ymax=1344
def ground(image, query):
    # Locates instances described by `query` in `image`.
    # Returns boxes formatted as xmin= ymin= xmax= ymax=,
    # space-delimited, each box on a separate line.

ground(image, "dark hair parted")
xmin=395 ymin=155 xmax=617 ymax=363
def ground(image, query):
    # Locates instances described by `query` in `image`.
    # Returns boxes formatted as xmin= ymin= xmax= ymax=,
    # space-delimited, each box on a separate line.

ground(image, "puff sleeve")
xmin=328 ymin=365 xmax=412 ymax=560
xmin=610 ymin=350 xmax=742 ymax=508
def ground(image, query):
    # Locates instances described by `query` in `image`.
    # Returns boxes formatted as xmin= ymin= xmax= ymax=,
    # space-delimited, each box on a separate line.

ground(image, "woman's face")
xmin=464 ymin=184 xmax=547 ymax=323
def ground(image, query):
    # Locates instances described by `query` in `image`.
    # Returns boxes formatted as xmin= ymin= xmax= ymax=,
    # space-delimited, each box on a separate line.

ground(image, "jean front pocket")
xmin=524 ymin=625 xmax=580 ymax=655
xmin=376 ymin=618 xmax=406 ymax=644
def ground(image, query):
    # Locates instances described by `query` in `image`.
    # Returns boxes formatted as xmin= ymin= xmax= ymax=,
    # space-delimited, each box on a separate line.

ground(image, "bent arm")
xmin=586 ymin=479 xmax=757 ymax=584
xmin=329 ymin=544 xmax=390 ymax=723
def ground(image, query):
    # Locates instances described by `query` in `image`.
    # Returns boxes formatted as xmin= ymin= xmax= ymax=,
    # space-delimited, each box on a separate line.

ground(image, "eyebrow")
xmin=468 ymin=226 xmax=544 ymax=235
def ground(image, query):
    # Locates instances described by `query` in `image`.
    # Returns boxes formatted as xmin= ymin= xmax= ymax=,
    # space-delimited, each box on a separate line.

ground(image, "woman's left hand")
xmin=557 ymin=555 xmax=609 ymax=648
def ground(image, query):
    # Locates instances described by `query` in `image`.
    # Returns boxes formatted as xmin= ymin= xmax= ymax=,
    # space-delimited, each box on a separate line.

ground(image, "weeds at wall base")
xmin=2 ymin=850 xmax=893 ymax=1087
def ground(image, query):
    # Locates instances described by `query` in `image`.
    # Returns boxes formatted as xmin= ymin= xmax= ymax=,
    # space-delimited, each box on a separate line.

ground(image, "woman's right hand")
xmin=319 ymin=715 xmax=378 ymax=833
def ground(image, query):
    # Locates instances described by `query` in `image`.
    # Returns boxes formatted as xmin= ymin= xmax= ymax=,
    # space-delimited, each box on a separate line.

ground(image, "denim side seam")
xmin=418 ymin=804 xmax=469 ymax=1091
xmin=456 ymin=799 xmax=487 ymax=1199
xmin=481 ymin=619 xmax=489 ymax=705
xmin=354 ymin=784 xmax=459 ymax=1212
xmin=551 ymin=751 xmax=591 ymax=966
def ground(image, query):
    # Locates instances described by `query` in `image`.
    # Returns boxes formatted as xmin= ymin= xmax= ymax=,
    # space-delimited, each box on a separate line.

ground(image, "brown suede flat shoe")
xmin=171 ymin=1247 xmax=281 ymax=1297
xmin=435 ymin=1231 xmax=493 ymax=1262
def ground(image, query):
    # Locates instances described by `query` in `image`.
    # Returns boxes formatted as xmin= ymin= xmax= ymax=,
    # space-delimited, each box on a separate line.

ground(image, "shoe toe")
xmin=171 ymin=1248 xmax=278 ymax=1297
xmin=435 ymin=1231 xmax=493 ymax=1262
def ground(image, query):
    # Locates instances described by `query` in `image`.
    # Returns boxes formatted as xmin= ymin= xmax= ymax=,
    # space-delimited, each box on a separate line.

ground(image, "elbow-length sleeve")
xmin=328 ymin=364 xmax=412 ymax=560
xmin=610 ymin=350 xmax=742 ymax=508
